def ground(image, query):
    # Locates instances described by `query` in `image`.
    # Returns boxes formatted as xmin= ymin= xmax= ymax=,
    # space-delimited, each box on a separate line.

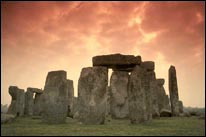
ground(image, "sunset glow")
xmin=1 ymin=1 xmax=205 ymax=107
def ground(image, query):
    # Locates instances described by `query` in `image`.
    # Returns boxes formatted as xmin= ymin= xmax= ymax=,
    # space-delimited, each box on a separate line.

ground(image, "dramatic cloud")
xmin=1 ymin=1 xmax=205 ymax=107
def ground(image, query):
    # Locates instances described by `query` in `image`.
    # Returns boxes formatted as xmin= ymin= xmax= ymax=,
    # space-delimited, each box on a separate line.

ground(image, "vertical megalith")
xmin=67 ymin=79 xmax=74 ymax=117
xmin=24 ymin=88 xmax=34 ymax=116
xmin=7 ymin=86 xmax=25 ymax=116
xmin=78 ymin=66 xmax=108 ymax=124
xmin=178 ymin=100 xmax=184 ymax=113
xmin=110 ymin=71 xmax=129 ymax=119
xmin=156 ymin=79 xmax=170 ymax=112
xmin=42 ymin=70 xmax=68 ymax=124
xmin=33 ymin=89 xmax=43 ymax=116
xmin=169 ymin=65 xmax=180 ymax=116
xmin=128 ymin=66 xmax=147 ymax=124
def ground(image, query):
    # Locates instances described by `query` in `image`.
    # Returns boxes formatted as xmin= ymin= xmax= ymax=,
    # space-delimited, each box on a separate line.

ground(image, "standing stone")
xmin=150 ymin=80 xmax=160 ymax=118
xmin=110 ymin=71 xmax=129 ymax=119
xmin=178 ymin=100 xmax=184 ymax=113
xmin=141 ymin=61 xmax=155 ymax=120
xmin=106 ymin=86 xmax=111 ymax=116
xmin=33 ymin=91 xmax=43 ymax=116
xmin=169 ymin=65 xmax=180 ymax=116
xmin=67 ymin=79 xmax=74 ymax=117
xmin=156 ymin=79 xmax=170 ymax=112
xmin=78 ymin=67 xmax=108 ymax=124
xmin=72 ymin=97 xmax=79 ymax=119
xmin=128 ymin=66 xmax=147 ymax=124
xmin=7 ymin=86 xmax=25 ymax=116
xmin=24 ymin=88 xmax=34 ymax=116
xmin=42 ymin=70 xmax=68 ymax=124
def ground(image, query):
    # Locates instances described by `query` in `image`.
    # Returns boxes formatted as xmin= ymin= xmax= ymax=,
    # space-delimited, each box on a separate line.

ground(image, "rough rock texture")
xmin=178 ymin=100 xmax=184 ymax=113
xmin=156 ymin=79 xmax=171 ymax=112
xmin=169 ymin=65 xmax=180 ymax=116
xmin=110 ymin=71 xmax=129 ymax=119
xmin=7 ymin=86 xmax=25 ymax=117
xmin=160 ymin=109 xmax=172 ymax=117
xmin=72 ymin=97 xmax=79 ymax=119
xmin=128 ymin=66 xmax=147 ymax=124
xmin=150 ymin=80 xmax=160 ymax=118
xmin=92 ymin=54 xmax=141 ymax=72
xmin=24 ymin=88 xmax=34 ymax=116
xmin=67 ymin=79 xmax=74 ymax=117
xmin=141 ymin=61 xmax=155 ymax=71
xmin=33 ymin=92 xmax=43 ymax=116
xmin=1 ymin=114 xmax=16 ymax=124
xmin=78 ymin=67 xmax=108 ymax=124
xmin=42 ymin=70 xmax=68 ymax=124
xmin=106 ymin=86 xmax=111 ymax=116
xmin=144 ymin=70 xmax=155 ymax=120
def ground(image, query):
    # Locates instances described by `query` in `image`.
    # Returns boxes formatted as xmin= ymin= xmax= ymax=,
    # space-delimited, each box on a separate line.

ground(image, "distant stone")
xmin=42 ymin=70 xmax=68 ymax=124
xmin=7 ymin=86 xmax=25 ymax=117
xmin=24 ymin=88 xmax=34 ymax=116
xmin=33 ymin=92 xmax=43 ymax=116
xmin=141 ymin=61 xmax=155 ymax=71
xmin=1 ymin=114 xmax=16 ymax=124
xmin=67 ymin=79 xmax=74 ymax=117
xmin=110 ymin=71 xmax=129 ymax=119
xmin=78 ymin=67 xmax=108 ymax=124
xmin=178 ymin=100 xmax=184 ymax=113
xmin=128 ymin=66 xmax=147 ymax=124
xmin=160 ymin=109 xmax=172 ymax=117
xmin=92 ymin=54 xmax=141 ymax=72
xmin=169 ymin=65 xmax=180 ymax=116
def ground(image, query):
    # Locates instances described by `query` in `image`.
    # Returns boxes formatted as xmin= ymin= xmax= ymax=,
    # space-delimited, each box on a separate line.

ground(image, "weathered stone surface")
xmin=78 ymin=67 xmax=108 ymax=124
xmin=128 ymin=66 xmax=147 ymax=124
xmin=156 ymin=79 xmax=170 ymax=113
xmin=169 ymin=65 xmax=180 ymax=116
xmin=42 ymin=70 xmax=68 ymax=124
xmin=110 ymin=71 xmax=129 ymax=119
xmin=150 ymin=80 xmax=160 ymax=118
xmin=106 ymin=86 xmax=111 ymax=116
xmin=33 ymin=92 xmax=43 ymax=116
xmin=178 ymin=100 xmax=184 ymax=113
xmin=92 ymin=54 xmax=141 ymax=72
xmin=67 ymin=79 xmax=74 ymax=117
xmin=1 ymin=114 xmax=16 ymax=124
xmin=160 ymin=109 xmax=172 ymax=117
xmin=145 ymin=71 xmax=155 ymax=120
xmin=1 ymin=104 xmax=8 ymax=113
xmin=7 ymin=86 xmax=25 ymax=117
xmin=72 ymin=97 xmax=79 ymax=119
xmin=141 ymin=61 xmax=155 ymax=71
xmin=24 ymin=88 xmax=34 ymax=116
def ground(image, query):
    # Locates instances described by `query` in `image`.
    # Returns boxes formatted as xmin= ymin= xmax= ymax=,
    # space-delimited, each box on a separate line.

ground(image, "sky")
xmin=1 ymin=1 xmax=205 ymax=107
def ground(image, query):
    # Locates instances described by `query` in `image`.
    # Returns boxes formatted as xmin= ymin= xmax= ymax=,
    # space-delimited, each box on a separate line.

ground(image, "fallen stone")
xmin=1 ymin=114 xmax=16 ymax=124
xmin=160 ymin=109 xmax=172 ymax=117
xmin=92 ymin=54 xmax=141 ymax=72
xmin=78 ymin=66 xmax=108 ymax=124
xmin=110 ymin=71 xmax=129 ymax=119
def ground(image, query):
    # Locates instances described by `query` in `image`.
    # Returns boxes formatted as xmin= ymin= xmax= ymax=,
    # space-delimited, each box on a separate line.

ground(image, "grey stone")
xmin=110 ymin=71 xmax=129 ymax=119
xmin=24 ymin=88 xmax=34 ymax=116
xmin=128 ymin=66 xmax=147 ymax=124
xmin=78 ymin=66 xmax=108 ymax=124
xmin=178 ymin=100 xmax=184 ymax=113
xmin=106 ymin=86 xmax=111 ymax=116
xmin=33 ymin=92 xmax=43 ymax=116
xmin=92 ymin=54 xmax=141 ymax=72
xmin=160 ymin=109 xmax=172 ymax=117
xmin=42 ymin=70 xmax=68 ymax=124
xmin=1 ymin=114 xmax=16 ymax=124
xmin=67 ymin=79 xmax=74 ymax=117
xmin=169 ymin=65 xmax=180 ymax=116
xmin=141 ymin=61 xmax=155 ymax=71
xmin=7 ymin=86 xmax=25 ymax=117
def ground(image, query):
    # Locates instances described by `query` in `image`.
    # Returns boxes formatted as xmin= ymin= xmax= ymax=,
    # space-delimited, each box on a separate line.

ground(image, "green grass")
xmin=1 ymin=116 xmax=205 ymax=136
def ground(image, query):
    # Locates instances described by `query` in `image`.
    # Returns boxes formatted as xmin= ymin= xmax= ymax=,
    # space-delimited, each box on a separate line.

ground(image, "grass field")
xmin=1 ymin=116 xmax=205 ymax=136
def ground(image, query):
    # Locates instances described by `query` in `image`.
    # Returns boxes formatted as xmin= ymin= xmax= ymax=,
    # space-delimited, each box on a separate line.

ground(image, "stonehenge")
xmin=7 ymin=86 xmax=25 ymax=116
xmin=42 ymin=70 xmax=69 ymax=124
xmin=169 ymin=65 xmax=181 ymax=116
xmin=78 ymin=67 xmax=108 ymax=124
xmin=6 ymin=53 xmax=184 ymax=125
